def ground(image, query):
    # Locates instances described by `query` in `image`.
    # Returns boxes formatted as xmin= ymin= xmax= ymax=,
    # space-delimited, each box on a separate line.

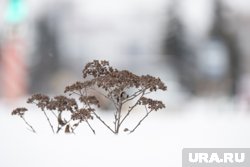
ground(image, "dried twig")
xmin=21 ymin=116 xmax=36 ymax=133
xmin=129 ymin=107 xmax=153 ymax=134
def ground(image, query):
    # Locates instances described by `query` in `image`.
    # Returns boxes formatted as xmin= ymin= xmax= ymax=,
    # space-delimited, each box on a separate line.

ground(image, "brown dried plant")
xmin=12 ymin=60 xmax=167 ymax=134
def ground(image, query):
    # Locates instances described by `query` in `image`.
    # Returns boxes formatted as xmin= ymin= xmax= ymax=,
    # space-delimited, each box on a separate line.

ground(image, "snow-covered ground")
xmin=1 ymin=97 xmax=250 ymax=167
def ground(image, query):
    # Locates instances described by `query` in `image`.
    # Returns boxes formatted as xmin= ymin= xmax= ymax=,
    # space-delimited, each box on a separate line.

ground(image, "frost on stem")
xmin=12 ymin=60 xmax=167 ymax=134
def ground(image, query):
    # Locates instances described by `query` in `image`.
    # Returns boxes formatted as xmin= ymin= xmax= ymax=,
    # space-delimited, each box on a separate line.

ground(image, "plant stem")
xmin=42 ymin=110 xmax=55 ymax=134
xmin=56 ymin=118 xmax=72 ymax=133
xmin=122 ymin=89 xmax=143 ymax=104
xmin=85 ymin=120 xmax=95 ymax=134
xmin=119 ymin=91 xmax=145 ymax=127
xmin=21 ymin=116 xmax=36 ymax=133
xmin=92 ymin=111 xmax=115 ymax=134
xmin=115 ymin=103 xmax=122 ymax=134
xmin=129 ymin=108 xmax=152 ymax=134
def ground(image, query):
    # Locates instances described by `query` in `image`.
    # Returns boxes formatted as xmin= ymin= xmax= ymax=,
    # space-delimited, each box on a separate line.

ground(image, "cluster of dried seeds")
xmin=12 ymin=107 xmax=28 ymax=117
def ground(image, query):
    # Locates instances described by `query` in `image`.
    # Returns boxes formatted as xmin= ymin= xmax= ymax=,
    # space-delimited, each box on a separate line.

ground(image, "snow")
xmin=1 ymin=97 xmax=250 ymax=167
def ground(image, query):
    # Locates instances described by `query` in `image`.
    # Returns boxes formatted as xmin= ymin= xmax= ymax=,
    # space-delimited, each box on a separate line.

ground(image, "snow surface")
xmin=1 ymin=98 xmax=250 ymax=167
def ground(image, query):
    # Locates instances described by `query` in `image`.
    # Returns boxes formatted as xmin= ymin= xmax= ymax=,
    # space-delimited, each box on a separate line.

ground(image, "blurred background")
xmin=0 ymin=0 xmax=250 ymax=104
xmin=1 ymin=0 xmax=250 ymax=166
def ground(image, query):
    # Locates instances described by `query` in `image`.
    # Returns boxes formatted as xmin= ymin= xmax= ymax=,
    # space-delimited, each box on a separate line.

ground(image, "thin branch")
xmin=26 ymin=127 xmax=36 ymax=133
xmin=114 ymin=112 xmax=118 ymax=131
xmin=92 ymin=111 xmax=115 ymax=134
xmin=81 ymin=89 xmax=109 ymax=134
xmin=72 ymin=91 xmax=81 ymax=96
xmin=119 ymin=91 xmax=145 ymax=126
xmin=42 ymin=110 xmax=55 ymax=134
xmin=80 ymin=89 xmax=85 ymax=96
xmin=56 ymin=122 xmax=60 ymax=133
xmin=85 ymin=119 xmax=96 ymax=134
xmin=129 ymin=108 xmax=153 ymax=134
xmin=21 ymin=116 xmax=36 ymax=133
xmin=51 ymin=110 xmax=58 ymax=118
xmin=144 ymin=91 xmax=151 ymax=95
xmin=71 ymin=120 xmax=81 ymax=133
xmin=122 ymin=89 xmax=143 ymax=104
xmin=108 ymin=90 xmax=119 ymax=110
xmin=56 ymin=118 xmax=72 ymax=133
xmin=31 ymin=101 xmax=55 ymax=134
xmin=115 ymin=103 xmax=122 ymax=133
xmin=84 ymin=88 xmax=115 ymax=134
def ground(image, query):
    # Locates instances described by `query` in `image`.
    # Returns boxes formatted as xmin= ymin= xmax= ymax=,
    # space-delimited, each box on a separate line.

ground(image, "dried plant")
xmin=12 ymin=107 xmax=36 ymax=133
xmin=12 ymin=60 xmax=167 ymax=134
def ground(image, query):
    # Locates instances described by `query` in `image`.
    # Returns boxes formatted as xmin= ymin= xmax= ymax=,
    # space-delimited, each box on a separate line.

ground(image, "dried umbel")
xmin=12 ymin=60 xmax=167 ymax=134
xmin=12 ymin=107 xmax=36 ymax=133
xmin=12 ymin=107 xmax=28 ymax=117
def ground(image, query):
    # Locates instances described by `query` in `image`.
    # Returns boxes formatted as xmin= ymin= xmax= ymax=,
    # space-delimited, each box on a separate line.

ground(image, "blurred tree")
xmin=163 ymin=0 xmax=196 ymax=94
xmin=209 ymin=0 xmax=240 ymax=95
xmin=30 ymin=14 xmax=60 ymax=93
